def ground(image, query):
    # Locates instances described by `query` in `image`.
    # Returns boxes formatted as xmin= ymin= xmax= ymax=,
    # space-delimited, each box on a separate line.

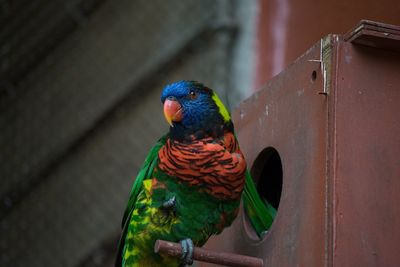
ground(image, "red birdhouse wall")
xmin=202 ymin=20 xmax=400 ymax=267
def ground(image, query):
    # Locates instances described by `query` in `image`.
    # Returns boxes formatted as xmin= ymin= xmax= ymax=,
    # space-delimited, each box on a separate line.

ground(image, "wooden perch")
xmin=154 ymin=239 xmax=264 ymax=267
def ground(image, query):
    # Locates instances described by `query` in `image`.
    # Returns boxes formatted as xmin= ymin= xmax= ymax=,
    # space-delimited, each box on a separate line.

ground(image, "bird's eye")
xmin=189 ymin=90 xmax=197 ymax=100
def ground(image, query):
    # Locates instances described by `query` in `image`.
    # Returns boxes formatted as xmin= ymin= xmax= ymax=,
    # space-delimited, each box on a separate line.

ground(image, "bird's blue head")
xmin=161 ymin=81 xmax=232 ymax=140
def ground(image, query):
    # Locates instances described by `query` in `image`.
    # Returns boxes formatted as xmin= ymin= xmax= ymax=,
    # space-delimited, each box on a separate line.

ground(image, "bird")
xmin=115 ymin=81 xmax=275 ymax=267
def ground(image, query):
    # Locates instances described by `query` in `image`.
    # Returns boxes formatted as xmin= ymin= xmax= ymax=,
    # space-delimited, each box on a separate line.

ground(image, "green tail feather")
xmin=243 ymin=170 xmax=276 ymax=237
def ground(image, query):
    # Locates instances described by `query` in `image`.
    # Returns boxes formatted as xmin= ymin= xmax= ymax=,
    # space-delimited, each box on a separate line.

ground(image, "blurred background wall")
xmin=0 ymin=0 xmax=257 ymax=266
xmin=255 ymin=0 xmax=400 ymax=88
xmin=0 ymin=0 xmax=399 ymax=266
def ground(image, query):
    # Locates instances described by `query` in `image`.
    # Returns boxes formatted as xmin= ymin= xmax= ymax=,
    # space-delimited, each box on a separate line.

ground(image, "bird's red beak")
xmin=163 ymin=99 xmax=183 ymax=127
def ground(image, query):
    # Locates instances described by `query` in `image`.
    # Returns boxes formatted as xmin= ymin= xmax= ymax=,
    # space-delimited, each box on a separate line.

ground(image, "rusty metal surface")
xmin=333 ymin=36 xmax=400 ymax=267
xmin=202 ymin=20 xmax=400 ymax=267
xmin=203 ymin=39 xmax=329 ymax=266
xmin=344 ymin=20 xmax=400 ymax=52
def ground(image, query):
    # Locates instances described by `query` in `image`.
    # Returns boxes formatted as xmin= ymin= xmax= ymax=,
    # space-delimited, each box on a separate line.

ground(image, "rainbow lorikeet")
xmin=115 ymin=81 xmax=276 ymax=267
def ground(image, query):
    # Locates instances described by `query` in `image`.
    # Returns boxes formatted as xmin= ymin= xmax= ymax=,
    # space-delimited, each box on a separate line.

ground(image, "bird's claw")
xmin=162 ymin=196 xmax=176 ymax=210
xmin=180 ymin=238 xmax=194 ymax=266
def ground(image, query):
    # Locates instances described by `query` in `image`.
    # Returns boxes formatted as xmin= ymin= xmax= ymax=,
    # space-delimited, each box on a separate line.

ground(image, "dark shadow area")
xmin=251 ymin=147 xmax=283 ymax=210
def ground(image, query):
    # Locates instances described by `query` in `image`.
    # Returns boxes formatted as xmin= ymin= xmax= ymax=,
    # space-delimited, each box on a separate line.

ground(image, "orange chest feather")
xmin=157 ymin=132 xmax=247 ymax=200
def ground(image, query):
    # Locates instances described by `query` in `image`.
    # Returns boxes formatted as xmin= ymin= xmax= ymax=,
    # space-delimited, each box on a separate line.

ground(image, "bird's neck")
xmin=169 ymin=121 xmax=234 ymax=142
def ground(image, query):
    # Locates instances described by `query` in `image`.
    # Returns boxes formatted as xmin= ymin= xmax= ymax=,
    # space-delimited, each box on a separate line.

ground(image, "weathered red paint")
xmin=332 ymin=21 xmax=400 ymax=267
xmin=202 ymin=20 xmax=400 ymax=267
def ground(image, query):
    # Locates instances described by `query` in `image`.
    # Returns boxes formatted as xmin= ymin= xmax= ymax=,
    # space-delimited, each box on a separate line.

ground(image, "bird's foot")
xmin=162 ymin=196 xmax=176 ymax=210
xmin=180 ymin=238 xmax=194 ymax=266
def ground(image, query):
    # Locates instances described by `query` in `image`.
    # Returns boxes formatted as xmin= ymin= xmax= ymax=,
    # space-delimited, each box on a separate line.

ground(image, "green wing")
xmin=232 ymin=131 xmax=276 ymax=238
xmin=115 ymin=134 xmax=168 ymax=267
xmin=243 ymin=170 xmax=277 ymax=237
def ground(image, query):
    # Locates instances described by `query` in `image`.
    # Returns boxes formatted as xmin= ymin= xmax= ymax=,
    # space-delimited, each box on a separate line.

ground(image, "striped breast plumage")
xmin=157 ymin=131 xmax=247 ymax=200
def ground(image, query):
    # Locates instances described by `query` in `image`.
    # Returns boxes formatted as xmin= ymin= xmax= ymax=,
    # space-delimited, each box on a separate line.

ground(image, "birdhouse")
xmin=202 ymin=20 xmax=400 ymax=267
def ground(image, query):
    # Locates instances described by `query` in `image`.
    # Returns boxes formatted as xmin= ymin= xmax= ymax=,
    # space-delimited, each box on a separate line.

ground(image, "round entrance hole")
xmin=243 ymin=147 xmax=283 ymax=240
xmin=251 ymin=147 xmax=283 ymax=210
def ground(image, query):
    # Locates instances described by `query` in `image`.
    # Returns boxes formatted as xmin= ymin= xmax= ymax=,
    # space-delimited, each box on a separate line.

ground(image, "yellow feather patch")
xmin=212 ymin=92 xmax=230 ymax=122
xmin=143 ymin=179 xmax=152 ymax=196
